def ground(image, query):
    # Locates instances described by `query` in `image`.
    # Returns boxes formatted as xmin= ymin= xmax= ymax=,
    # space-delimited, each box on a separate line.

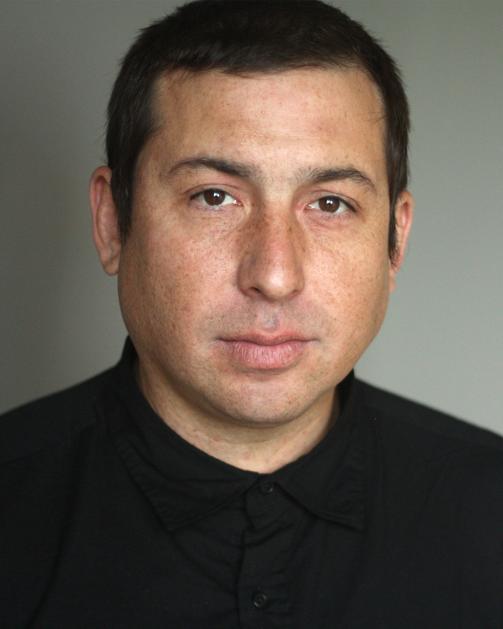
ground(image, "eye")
xmin=307 ymin=195 xmax=354 ymax=215
xmin=190 ymin=188 xmax=238 ymax=210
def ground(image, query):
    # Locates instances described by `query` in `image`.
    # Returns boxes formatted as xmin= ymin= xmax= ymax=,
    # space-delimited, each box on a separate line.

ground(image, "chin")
xmin=202 ymin=381 xmax=332 ymax=428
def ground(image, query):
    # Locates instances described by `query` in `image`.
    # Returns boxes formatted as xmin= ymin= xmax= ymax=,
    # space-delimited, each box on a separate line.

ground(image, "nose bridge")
xmin=237 ymin=206 xmax=305 ymax=301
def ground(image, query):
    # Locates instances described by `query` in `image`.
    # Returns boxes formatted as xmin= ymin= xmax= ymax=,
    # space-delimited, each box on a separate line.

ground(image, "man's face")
xmin=103 ymin=68 xmax=412 ymax=427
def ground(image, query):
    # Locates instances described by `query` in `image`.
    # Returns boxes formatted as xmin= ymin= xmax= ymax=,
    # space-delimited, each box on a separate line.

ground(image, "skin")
xmin=90 ymin=67 xmax=413 ymax=473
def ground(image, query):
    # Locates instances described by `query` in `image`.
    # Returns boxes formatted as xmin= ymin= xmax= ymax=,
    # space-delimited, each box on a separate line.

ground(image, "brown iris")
xmin=203 ymin=189 xmax=227 ymax=205
xmin=318 ymin=196 xmax=341 ymax=213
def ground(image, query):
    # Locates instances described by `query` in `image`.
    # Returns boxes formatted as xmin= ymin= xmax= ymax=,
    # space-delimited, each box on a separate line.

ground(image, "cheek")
xmin=318 ymin=240 xmax=391 ymax=334
xmin=120 ymin=226 xmax=232 ymax=339
xmin=354 ymin=263 xmax=390 ymax=333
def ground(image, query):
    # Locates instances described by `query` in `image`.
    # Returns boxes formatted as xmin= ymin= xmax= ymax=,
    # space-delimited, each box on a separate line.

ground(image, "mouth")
xmin=217 ymin=333 xmax=313 ymax=371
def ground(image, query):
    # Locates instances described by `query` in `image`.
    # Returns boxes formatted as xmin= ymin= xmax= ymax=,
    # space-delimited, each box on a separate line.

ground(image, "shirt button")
xmin=252 ymin=591 xmax=269 ymax=609
xmin=259 ymin=480 xmax=275 ymax=494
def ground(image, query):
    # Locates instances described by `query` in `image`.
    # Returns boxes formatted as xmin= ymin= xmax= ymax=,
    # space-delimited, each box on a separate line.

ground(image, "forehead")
xmin=146 ymin=67 xmax=387 ymax=185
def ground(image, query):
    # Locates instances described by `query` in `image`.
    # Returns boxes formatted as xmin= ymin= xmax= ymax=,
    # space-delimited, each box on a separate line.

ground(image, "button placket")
xmin=237 ymin=482 xmax=294 ymax=627
xmin=259 ymin=480 xmax=275 ymax=495
xmin=252 ymin=590 xmax=269 ymax=609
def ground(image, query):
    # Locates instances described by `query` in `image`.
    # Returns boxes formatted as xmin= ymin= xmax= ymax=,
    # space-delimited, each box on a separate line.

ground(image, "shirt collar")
xmin=102 ymin=339 xmax=368 ymax=532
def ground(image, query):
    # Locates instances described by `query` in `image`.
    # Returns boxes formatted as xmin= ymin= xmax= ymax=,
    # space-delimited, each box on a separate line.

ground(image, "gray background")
xmin=1 ymin=1 xmax=502 ymax=435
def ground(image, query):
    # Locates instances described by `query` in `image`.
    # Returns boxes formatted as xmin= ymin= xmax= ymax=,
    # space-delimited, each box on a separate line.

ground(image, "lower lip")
xmin=219 ymin=340 xmax=309 ymax=370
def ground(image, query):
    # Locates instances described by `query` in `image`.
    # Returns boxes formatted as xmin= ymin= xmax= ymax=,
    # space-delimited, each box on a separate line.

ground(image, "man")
xmin=1 ymin=1 xmax=502 ymax=627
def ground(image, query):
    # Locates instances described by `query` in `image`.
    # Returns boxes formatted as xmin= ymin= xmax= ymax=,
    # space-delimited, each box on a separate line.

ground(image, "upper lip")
xmin=221 ymin=333 xmax=312 ymax=346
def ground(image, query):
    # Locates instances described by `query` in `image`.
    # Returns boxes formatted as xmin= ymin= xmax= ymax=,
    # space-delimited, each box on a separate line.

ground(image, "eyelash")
xmin=189 ymin=188 xmax=355 ymax=216
xmin=306 ymin=196 xmax=355 ymax=215
xmin=189 ymin=189 xmax=238 ymax=209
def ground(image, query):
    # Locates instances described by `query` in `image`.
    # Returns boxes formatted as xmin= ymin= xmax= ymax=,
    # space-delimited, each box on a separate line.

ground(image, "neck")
xmin=136 ymin=363 xmax=339 ymax=474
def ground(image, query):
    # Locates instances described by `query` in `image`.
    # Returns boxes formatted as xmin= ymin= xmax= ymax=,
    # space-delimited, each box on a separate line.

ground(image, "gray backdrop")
xmin=1 ymin=1 xmax=502 ymax=435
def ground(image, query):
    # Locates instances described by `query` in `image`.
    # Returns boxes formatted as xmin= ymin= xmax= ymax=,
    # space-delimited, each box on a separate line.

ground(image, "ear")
xmin=89 ymin=166 xmax=122 ymax=275
xmin=389 ymin=190 xmax=414 ymax=292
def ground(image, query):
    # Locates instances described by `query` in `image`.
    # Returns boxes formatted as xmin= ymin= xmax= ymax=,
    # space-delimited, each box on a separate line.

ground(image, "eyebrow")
xmin=167 ymin=156 xmax=258 ymax=180
xmin=301 ymin=166 xmax=376 ymax=192
xmin=166 ymin=155 xmax=376 ymax=192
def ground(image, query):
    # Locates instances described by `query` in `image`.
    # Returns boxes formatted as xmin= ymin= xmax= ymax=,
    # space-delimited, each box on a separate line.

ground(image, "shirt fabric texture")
xmin=1 ymin=339 xmax=502 ymax=628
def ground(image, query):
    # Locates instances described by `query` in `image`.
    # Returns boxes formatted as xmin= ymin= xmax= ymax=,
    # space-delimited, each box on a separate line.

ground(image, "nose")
xmin=237 ymin=211 xmax=305 ymax=302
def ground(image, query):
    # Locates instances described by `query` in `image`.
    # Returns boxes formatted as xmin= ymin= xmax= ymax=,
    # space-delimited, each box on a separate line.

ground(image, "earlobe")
xmin=89 ymin=166 xmax=122 ymax=276
xmin=389 ymin=190 xmax=414 ymax=291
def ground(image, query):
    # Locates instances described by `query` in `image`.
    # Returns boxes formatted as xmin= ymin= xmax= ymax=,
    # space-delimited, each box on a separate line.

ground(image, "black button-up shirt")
xmin=1 ymin=340 xmax=502 ymax=628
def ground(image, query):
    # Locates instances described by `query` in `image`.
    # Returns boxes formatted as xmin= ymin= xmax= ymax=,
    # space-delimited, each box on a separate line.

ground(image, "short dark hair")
xmin=106 ymin=0 xmax=409 ymax=258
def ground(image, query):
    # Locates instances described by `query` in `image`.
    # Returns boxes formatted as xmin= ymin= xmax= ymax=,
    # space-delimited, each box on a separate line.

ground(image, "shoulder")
xmin=0 ymin=368 xmax=115 ymax=465
xmin=358 ymin=378 xmax=503 ymax=453
xmin=357 ymin=379 xmax=503 ymax=510
xmin=357 ymin=381 xmax=503 ymax=612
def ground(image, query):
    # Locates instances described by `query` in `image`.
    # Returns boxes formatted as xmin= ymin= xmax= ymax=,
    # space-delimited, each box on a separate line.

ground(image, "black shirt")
xmin=1 ymin=340 xmax=502 ymax=628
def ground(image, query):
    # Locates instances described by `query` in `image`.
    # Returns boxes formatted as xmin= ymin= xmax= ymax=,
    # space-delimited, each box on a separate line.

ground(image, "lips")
xmin=217 ymin=333 xmax=312 ymax=370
